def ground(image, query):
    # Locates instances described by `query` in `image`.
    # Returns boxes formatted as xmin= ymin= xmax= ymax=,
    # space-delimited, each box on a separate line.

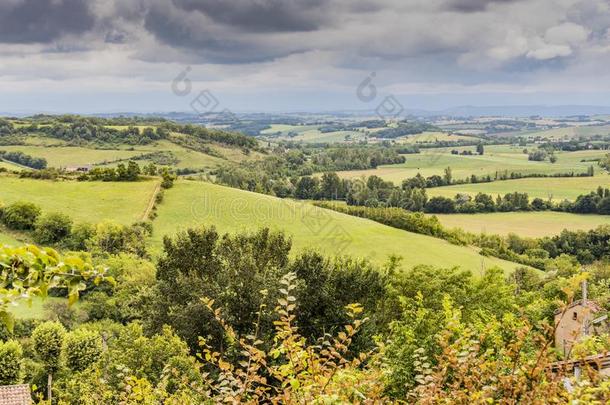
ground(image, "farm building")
xmin=554 ymin=299 xmax=607 ymax=357
xmin=551 ymin=282 xmax=610 ymax=378
xmin=0 ymin=385 xmax=31 ymax=405
xmin=64 ymin=165 xmax=92 ymax=173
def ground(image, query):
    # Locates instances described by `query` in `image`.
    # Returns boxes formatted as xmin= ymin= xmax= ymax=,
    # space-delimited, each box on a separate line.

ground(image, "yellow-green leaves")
xmin=0 ymin=243 xmax=108 ymax=331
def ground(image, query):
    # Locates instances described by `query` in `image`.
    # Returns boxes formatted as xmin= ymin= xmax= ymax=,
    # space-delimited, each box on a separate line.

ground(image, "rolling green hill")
xmin=0 ymin=230 xmax=20 ymax=246
xmin=427 ymin=174 xmax=610 ymax=201
xmin=431 ymin=211 xmax=610 ymax=237
xmin=336 ymin=145 xmax=606 ymax=183
xmin=0 ymin=175 xmax=157 ymax=224
xmin=151 ymin=180 xmax=523 ymax=274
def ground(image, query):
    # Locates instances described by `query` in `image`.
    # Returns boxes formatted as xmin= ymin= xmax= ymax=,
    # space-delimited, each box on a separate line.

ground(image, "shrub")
xmin=424 ymin=196 xmax=456 ymax=213
xmin=63 ymin=329 xmax=103 ymax=372
xmin=2 ymin=201 xmax=42 ymax=230
xmin=65 ymin=222 xmax=96 ymax=251
xmin=0 ymin=340 xmax=23 ymax=385
xmin=32 ymin=321 xmax=66 ymax=401
xmin=34 ymin=212 xmax=73 ymax=244
xmin=32 ymin=321 xmax=66 ymax=374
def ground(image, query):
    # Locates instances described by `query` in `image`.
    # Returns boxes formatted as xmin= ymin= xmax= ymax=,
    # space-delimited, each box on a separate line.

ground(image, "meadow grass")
xmin=0 ymin=231 xmax=20 ymax=246
xmin=150 ymin=180 xmax=523 ymax=274
xmin=505 ymin=124 xmax=610 ymax=140
xmin=261 ymin=124 xmax=320 ymax=135
xmin=261 ymin=124 xmax=366 ymax=143
xmin=335 ymin=145 xmax=606 ymax=183
xmin=0 ymin=135 xmax=261 ymax=170
xmin=0 ymin=145 xmax=144 ymax=167
xmin=427 ymin=174 xmax=610 ymax=201
xmin=397 ymin=131 xmax=479 ymax=144
xmin=0 ymin=176 xmax=156 ymax=224
xmin=8 ymin=296 xmax=76 ymax=320
xmin=0 ymin=160 xmax=22 ymax=170
xmin=431 ymin=211 xmax=610 ymax=238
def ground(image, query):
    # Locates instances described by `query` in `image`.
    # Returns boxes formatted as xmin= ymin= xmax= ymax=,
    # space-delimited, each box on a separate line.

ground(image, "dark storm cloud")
xmin=142 ymin=0 xmax=318 ymax=63
xmin=0 ymin=0 xmax=95 ymax=43
xmin=170 ymin=0 xmax=330 ymax=33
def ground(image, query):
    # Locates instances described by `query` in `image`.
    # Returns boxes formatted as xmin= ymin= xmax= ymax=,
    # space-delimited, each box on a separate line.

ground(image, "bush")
xmin=65 ymin=222 xmax=96 ymax=251
xmin=34 ymin=212 xmax=73 ymax=244
xmin=63 ymin=329 xmax=103 ymax=372
xmin=0 ymin=340 xmax=23 ymax=385
xmin=424 ymin=196 xmax=456 ymax=213
xmin=2 ymin=201 xmax=42 ymax=230
xmin=32 ymin=321 xmax=66 ymax=374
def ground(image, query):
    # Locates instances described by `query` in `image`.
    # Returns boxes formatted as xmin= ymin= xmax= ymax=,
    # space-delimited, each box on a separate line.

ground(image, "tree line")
xmin=1 ymin=115 xmax=259 ymax=151
xmin=0 ymin=150 xmax=47 ymax=169
xmin=283 ymin=170 xmax=609 ymax=216
xmin=315 ymin=201 xmax=610 ymax=268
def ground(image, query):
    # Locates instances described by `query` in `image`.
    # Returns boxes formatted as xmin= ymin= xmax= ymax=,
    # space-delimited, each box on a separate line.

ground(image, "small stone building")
xmin=554 ymin=299 xmax=606 ymax=357
xmin=0 ymin=385 xmax=31 ymax=405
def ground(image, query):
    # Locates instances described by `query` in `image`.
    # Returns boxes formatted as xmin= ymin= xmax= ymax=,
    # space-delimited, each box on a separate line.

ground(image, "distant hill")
xmin=426 ymin=105 xmax=610 ymax=118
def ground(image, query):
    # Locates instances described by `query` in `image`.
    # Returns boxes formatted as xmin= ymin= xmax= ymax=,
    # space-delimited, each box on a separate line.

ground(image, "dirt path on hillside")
xmin=141 ymin=181 xmax=161 ymax=221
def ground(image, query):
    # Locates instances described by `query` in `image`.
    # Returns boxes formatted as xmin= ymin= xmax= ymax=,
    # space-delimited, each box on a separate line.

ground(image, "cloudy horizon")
xmin=1 ymin=0 xmax=610 ymax=114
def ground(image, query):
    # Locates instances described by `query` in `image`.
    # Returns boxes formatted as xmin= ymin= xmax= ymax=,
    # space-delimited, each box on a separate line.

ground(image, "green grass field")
xmin=0 ymin=176 xmax=157 ymax=224
xmin=260 ymin=124 xmax=366 ymax=143
xmin=150 ymin=180 xmax=522 ymax=274
xmin=397 ymin=131 xmax=479 ymax=144
xmin=504 ymin=124 xmax=610 ymax=140
xmin=0 ymin=160 xmax=22 ymax=170
xmin=336 ymin=145 xmax=606 ymax=183
xmin=0 ymin=231 xmax=21 ymax=245
xmin=427 ymin=174 xmax=610 ymax=201
xmin=1 ymin=133 xmax=262 ymax=170
xmin=7 ymin=296 xmax=68 ymax=320
xmin=0 ymin=144 xmax=144 ymax=167
xmin=432 ymin=211 xmax=610 ymax=237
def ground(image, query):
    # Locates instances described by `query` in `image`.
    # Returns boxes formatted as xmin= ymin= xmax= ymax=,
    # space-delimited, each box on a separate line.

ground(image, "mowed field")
xmin=261 ymin=124 xmax=366 ymax=143
xmin=0 ymin=230 xmax=20 ymax=245
xmin=0 ymin=160 xmax=22 ymax=170
xmin=8 ymin=297 xmax=69 ymax=320
xmin=0 ymin=135 xmax=261 ymax=170
xmin=432 ymin=211 xmax=610 ymax=237
xmin=427 ymin=174 xmax=610 ymax=201
xmin=504 ymin=124 xmax=610 ymax=140
xmin=0 ymin=144 xmax=144 ymax=167
xmin=0 ymin=176 xmax=157 ymax=224
xmin=150 ymin=180 xmax=522 ymax=273
xmin=336 ymin=145 xmax=607 ymax=183
xmin=395 ymin=131 xmax=479 ymax=144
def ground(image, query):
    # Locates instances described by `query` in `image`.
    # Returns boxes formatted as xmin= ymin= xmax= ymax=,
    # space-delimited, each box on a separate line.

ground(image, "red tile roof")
xmin=0 ymin=385 xmax=31 ymax=405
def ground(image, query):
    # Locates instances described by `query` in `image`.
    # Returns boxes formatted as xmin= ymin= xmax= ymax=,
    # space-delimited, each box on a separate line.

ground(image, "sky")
xmin=1 ymin=0 xmax=610 ymax=114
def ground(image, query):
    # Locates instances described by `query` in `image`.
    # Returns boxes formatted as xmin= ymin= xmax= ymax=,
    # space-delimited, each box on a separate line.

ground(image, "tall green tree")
xmin=32 ymin=321 xmax=66 ymax=401
xmin=0 ymin=340 xmax=23 ymax=385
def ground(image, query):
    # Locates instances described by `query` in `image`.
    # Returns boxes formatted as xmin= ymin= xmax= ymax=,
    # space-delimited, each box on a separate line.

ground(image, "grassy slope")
xmin=8 ymin=297 xmax=67 ymax=320
xmin=151 ymin=181 xmax=522 ymax=274
xmin=336 ymin=145 xmax=607 ymax=183
xmin=2 ymin=131 xmax=262 ymax=170
xmin=261 ymin=124 xmax=366 ymax=143
xmin=427 ymin=174 xmax=610 ymax=201
xmin=397 ymin=131 xmax=479 ymax=144
xmin=0 ymin=176 xmax=156 ymax=224
xmin=0 ymin=145 xmax=144 ymax=167
xmin=432 ymin=211 xmax=610 ymax=238
xmin=505 ymin=124 xmax=610 ymax=140
xmin=0 ymin=231 xmax=20 ymax=245
xmin=0 ymin=160 xmax=22 ymax=170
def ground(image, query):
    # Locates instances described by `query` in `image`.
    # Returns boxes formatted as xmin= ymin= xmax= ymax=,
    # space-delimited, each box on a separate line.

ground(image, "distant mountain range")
xmin=4 ymin=105 xmax=610 ymax=119
xmin=405 ymin=105 xmax=610 ymax=118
